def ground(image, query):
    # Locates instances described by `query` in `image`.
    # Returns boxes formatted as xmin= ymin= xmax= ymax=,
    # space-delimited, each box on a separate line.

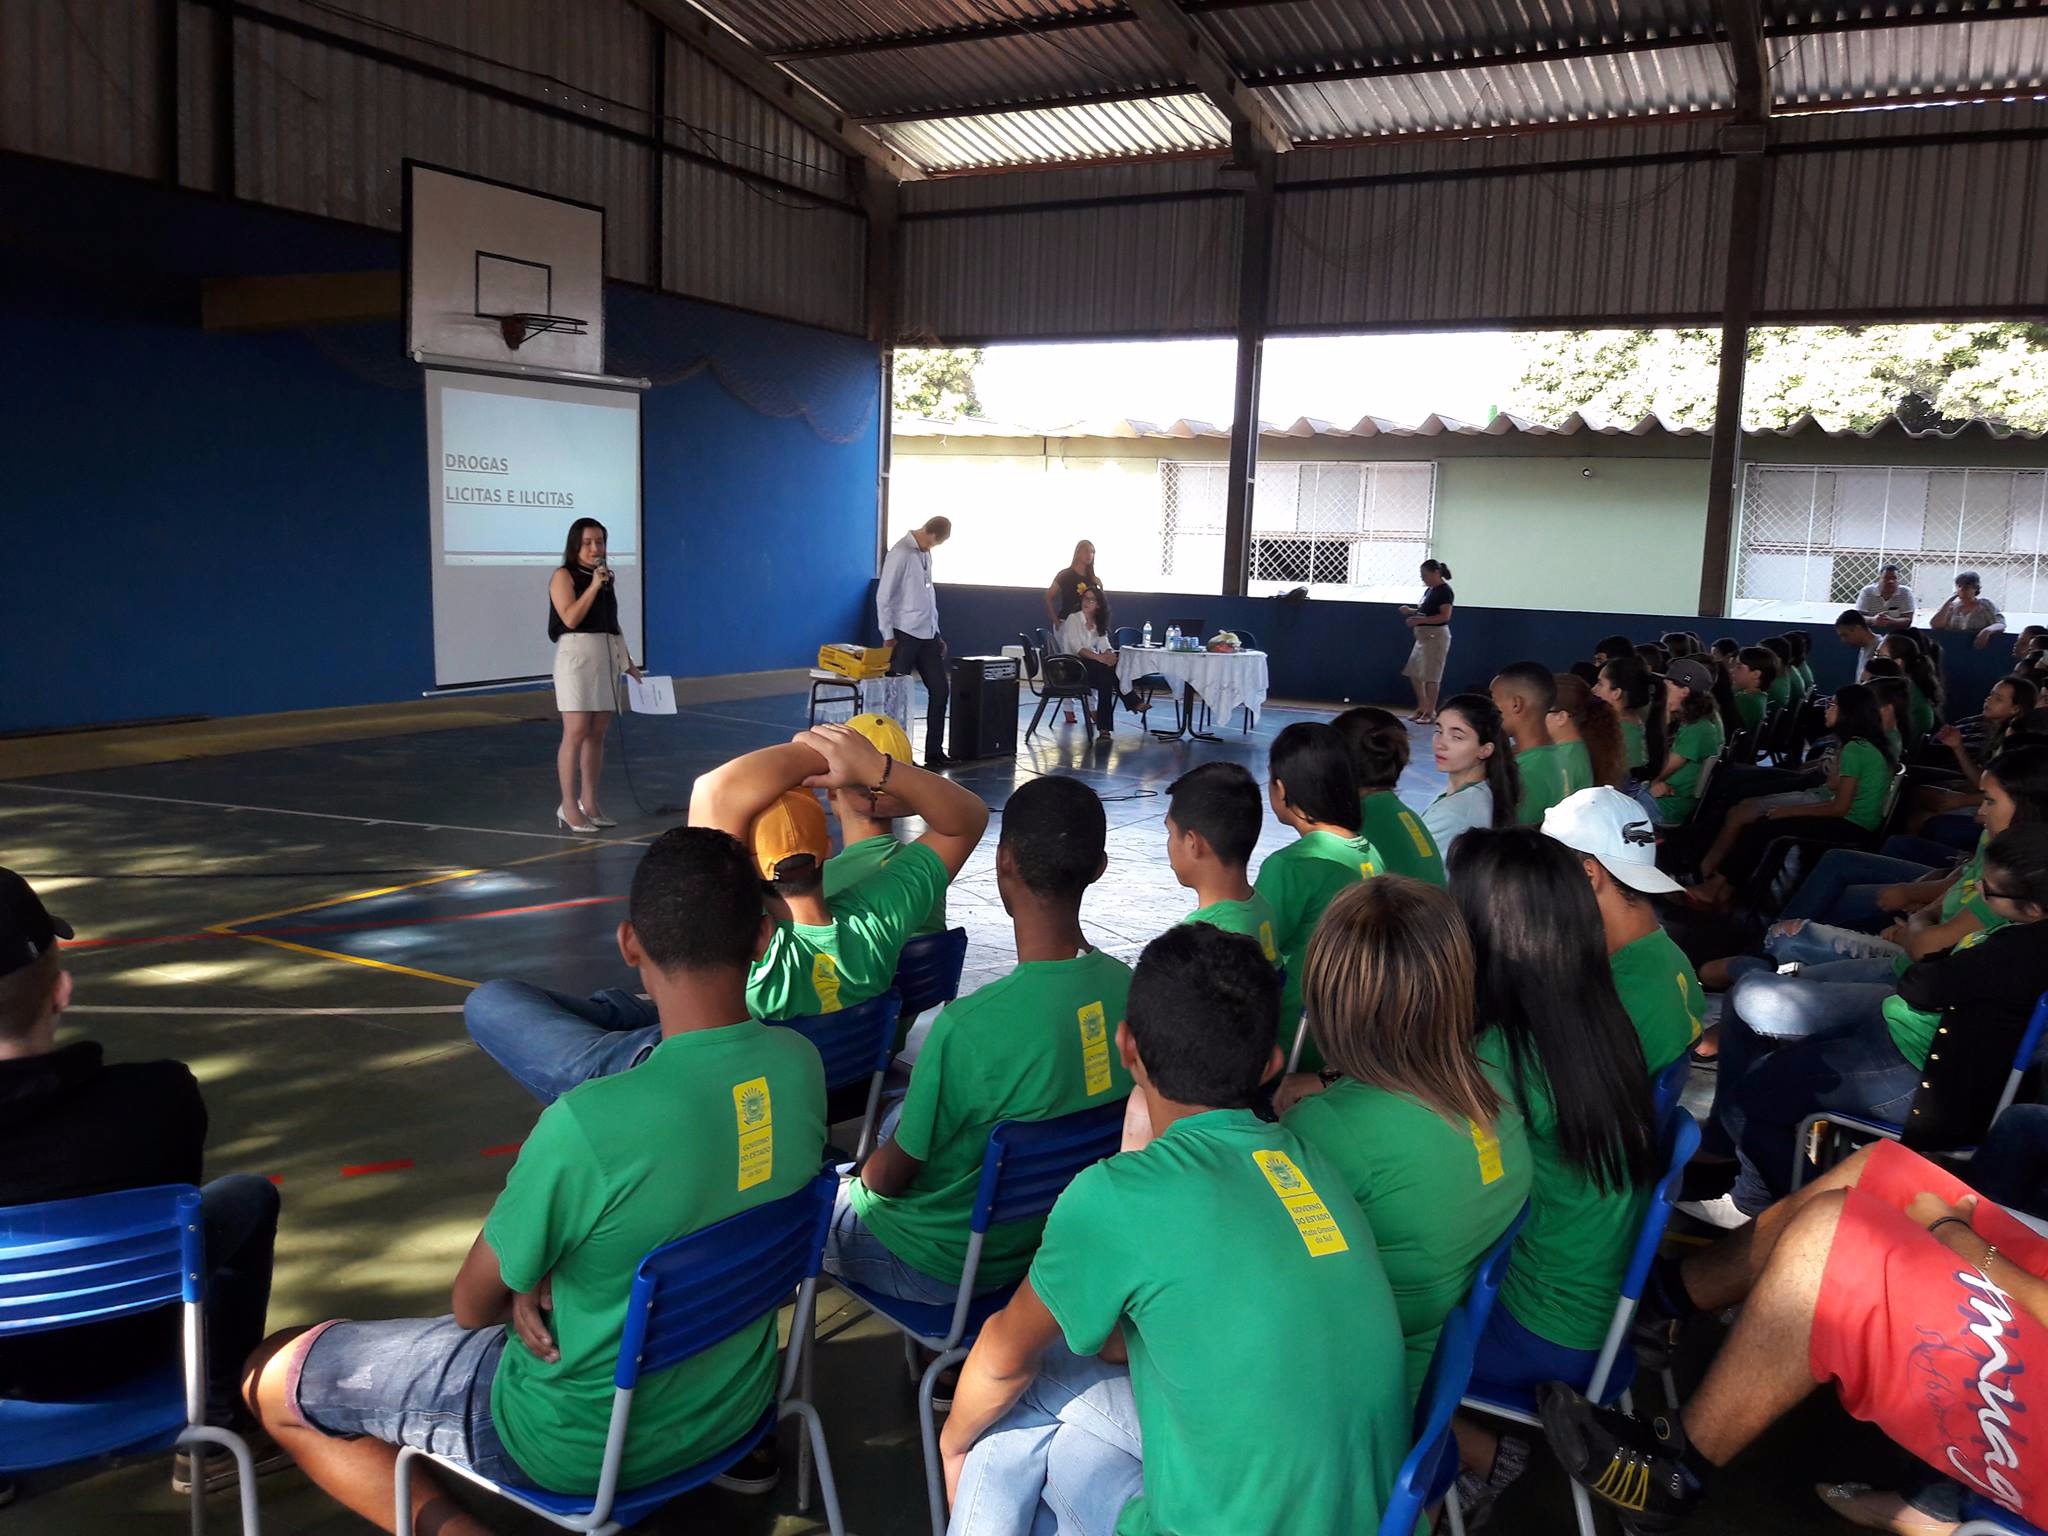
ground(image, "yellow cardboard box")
xmin=817 ymin=643 xmax=893 ymax=680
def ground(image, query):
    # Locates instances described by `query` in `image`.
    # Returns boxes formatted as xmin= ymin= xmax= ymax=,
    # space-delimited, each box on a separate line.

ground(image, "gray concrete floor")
xmin=0 ymin=690 xmax=1909 ymax=1534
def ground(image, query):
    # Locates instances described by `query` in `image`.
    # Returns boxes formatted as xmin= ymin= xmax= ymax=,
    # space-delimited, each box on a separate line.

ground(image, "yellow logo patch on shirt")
xmin=733 ymin=1077 xmax=773 ymax=1191
xmin=1359 ymin=858 xmax=1377 ymax=878
xmin=1257 ymin=921 xmax=1278 ymax=963
xmin=1252 ymin=1150 xmax=1350 ymax=1257
xmin=811 ymin=953 xmax=843 ymax=1014
xmin=1469 ymin=1120 xmax=1506 ymax=1185
xmin=1078 ymin=1001 xmax=1112 ymax=1095
xmin=1399 ymin=811 xmax=1434 ymax=859
xmin=1677 ymin=971 xmax=1704 ymax=1043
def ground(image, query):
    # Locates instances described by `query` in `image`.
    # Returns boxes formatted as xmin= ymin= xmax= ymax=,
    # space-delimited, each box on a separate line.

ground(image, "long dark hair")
xmin=1601 ymin=656 xmax=1667 ymax=771
xmin=1080 ymin=586 xmax=1113 ymax=637
xmin=1269 ymin=722 xmax=1363 ymax=831
xmin=1886 ymin=632 xmax=1944 ymax=708
xmin=1437 ymin=693 xmax=1521 ymax=830
xmin=1990 ymin=746 xmax=2048 ymax=824
xmin=1422 ymin=559 xmax=1454 ymax=581
xmin=1832 ymin=682 xmax=1894 ymax=767
xmin=1989 ymin=676 xmax=2042 ymax=760
xmin=561 ymin=517 xmax=607 ymax=571
xmin=1553 ymin=673 xmax=1628 ymax=788
xmin=1447 ymin=829 xmax=1658 ymax=1192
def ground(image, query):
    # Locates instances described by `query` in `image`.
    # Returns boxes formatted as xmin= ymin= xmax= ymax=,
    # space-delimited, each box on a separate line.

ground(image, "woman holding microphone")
xmin=549 ymin=517 xmax=640 ymax=832
xmin=1399 ymin=559 xmax=1455 ymax=724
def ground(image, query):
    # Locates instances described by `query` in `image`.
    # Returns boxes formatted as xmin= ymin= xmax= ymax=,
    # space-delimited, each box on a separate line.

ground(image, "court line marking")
xmin=68 ymin=1004 xmax=469 ymax=1015
xmin=224 ymin=931 xmax=482 ymax=991
xmin=212 ymin=842 xmax=613 ymax=929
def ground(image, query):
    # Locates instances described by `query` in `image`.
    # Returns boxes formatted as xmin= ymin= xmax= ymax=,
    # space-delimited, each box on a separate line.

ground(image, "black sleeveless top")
xmin=548 ymin=565 xmax=622 ymax=642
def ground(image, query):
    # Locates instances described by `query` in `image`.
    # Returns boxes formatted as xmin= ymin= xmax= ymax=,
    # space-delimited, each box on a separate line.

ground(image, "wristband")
xmin=869 ymin=754 xmax=894 ymax=797
xmin=1929 ymin=1215 xmax=1973 ymax=1238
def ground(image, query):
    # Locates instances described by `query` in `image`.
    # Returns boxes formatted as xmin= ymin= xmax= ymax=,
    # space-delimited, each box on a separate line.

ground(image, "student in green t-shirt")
xmin=1785 ymin=628 xmax=1816 ymax=695
xmin=1645 ymin=657 xmax=1724 ymax=824
xmin=1441 ymin=827 xmax=1662 ymax=1516
xmin=1761 ymin=636 xmax=1796 ymax=713
xmin=1491 ymin=662 xmax=1573 ymax=825
xmin=940 ymin=923 xmax=1412 ymax=1536
xmin=246 ymin=826 xmax=831 ymax=1513
xmin=1730 ymin=647 xmax=1775 ymax=732
xmin=1279 ymin=878 xmax=1530 ymax=1398
xmin=1332 ymin=706 xmax=1445 ymax=886
xmin=834 ymin=775 xmax=1133 ymax=1304
xmin=1253 ymin=722 xmax=1382 ymax=1063
xmin=820 ymin=711 xmax=949 ymax=937
xmin=1884 ymin=631 xmax=1943 ymax=744
xmin=1594 ymin=655 xmax=1667 ymax=778
xmin=1548 ymin=672 xmax=1628 ymax=792
xmin=1163 ymin=761 xmax=1280 ymax=962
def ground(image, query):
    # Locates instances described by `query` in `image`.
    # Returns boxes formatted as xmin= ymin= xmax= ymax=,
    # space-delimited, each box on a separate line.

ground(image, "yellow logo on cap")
xmin=1252 ymin=1150 xmax=1349 ymax=1257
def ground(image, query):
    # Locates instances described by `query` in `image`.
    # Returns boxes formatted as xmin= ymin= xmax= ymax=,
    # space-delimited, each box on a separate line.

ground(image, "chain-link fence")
xmin=1161 ymin=459 xmax=1438 ymax=600
xmin=1733 ymin=464 xmax=2048 ymax=624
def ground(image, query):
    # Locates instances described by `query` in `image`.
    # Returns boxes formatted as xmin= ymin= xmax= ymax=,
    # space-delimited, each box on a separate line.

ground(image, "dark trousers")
xmin=889 ymin=630 xmax=949 ymax=762
xmin=202 ymin=1172 xmax=281 ymax=1426
xmin=1079 ymin=657 xmax=1119 ymax=728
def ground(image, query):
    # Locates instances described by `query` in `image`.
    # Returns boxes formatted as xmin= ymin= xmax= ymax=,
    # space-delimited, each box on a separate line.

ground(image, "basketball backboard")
xmin=404 ymin=163 xmax=605 ymax=376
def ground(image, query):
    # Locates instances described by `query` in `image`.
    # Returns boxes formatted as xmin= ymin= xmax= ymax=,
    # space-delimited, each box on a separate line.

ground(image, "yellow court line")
xmin=224 ymin=931 xmax=481 ymax=991
xmin=210 ymin=841 xmax=620 ymax=931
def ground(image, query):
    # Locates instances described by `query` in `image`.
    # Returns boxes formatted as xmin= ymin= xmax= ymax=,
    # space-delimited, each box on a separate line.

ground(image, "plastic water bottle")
xmin=1167 ymin=624 xmax=1180 ymax=651
xmin=1142 ymin=621 xmax=1153 ymax=648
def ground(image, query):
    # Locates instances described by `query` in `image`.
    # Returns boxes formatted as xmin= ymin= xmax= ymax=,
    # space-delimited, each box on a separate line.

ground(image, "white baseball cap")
xmin=1541 ymin=786 xmax=1683 ymax=895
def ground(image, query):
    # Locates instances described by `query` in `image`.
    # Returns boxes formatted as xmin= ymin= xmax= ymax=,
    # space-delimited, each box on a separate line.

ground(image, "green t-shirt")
xmin=1254 ymin=830 xmax=1382 ymax=1057
xmin=1609 ymin=928 xmax=1706 ymax=1069
xmin=746 ymin=842 xmax=947 ymax=1020
xmin=1621 ymin=718 xmax=1647 ymax=771
xmin=1184 ymin=893 xmax=1281 ymax=964
xmin=1793 ymin=662 xmax=1816 ymax=694
xmin=1030 ymin=1110 xmax=1410 ymax=1536
xmin=1559 ymin=740 xmax=1595 ymax=795
xmin=1766 ymin=672 xmax=1794 ymax=712
xmin=1735 ymin=690 xmax=1768 ymax=730
xmin=1482 ymin=1005 xmax=1680 ymax=1351
xmin=1909 ymin=683 xmax=1937 ymax=740
xmin=1284 ymin=1053 xmax=1531 ymax=1397
xmin=483 ymin=1022 xmax=827 ymax=1492
xmin=823 ymin=832 xmax=948 ymax=937
xmin=1942 ymin=836 xmax=1997 ymax=926
xmin=1883 ymin=926 xmax=2002 ymax=1068
xmin=1839 ymin=737 xmax=1891 ymax=831
xmin=1659 ymin=717 xmax=1725 ymax=822
xmin=1513 ymin=743 xmax=1574 ymax=825
xmin=850 ymin=949 xmax=1133 ymax=1285
xmin=1359 ymin=792 xmax=1446 ymax=886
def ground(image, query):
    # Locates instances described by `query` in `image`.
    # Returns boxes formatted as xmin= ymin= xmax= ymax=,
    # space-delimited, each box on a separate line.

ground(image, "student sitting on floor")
xmin=1254 ymin=722 xmax=1383 ymax=1066
xmin=1164 ymin=761 xmax=1279 ymax=962
xmin=1491 ymin=662 xmax=1573 ymax=825
xmin=1332 ymin=705 xmax=1446 ymax=885
xmin=1277 ymin=878 xmax=1531 ymax=1398
xmin=829 ymin=775 xmax=1132 ymax=1306
xmin=243 ymin=826 xmax=831 ymax=1530
xmin=939 ymin=923 xmax=1413 ymax=1536
xmin=464 ymin=725 xmax=987 ymax=1103
xmin=820 ymin=712 xmax=949 ymax=937
xmin=1550 ymin=672 xmax=1629 ymax=791
xmin=1421 ymin=693 xmax=1522 ymax=861
xmin=1645 ymin=658 xmax=1725 ymax=825
xmin=1730 ymin=646 xmax=1776 ymax=732
xmin=0 ymin=869 xmax=285 ymax=1501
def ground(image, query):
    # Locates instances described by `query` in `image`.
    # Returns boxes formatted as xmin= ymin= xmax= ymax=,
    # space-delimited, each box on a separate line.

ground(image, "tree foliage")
xmin=1506 ymin=323 xmax=2048 ymax=433
xmin=893 ymin=346 xmax=986 ymax=421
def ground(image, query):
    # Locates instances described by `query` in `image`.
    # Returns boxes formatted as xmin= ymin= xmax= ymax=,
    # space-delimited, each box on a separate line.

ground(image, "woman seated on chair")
xmin=1056 ymin=587 xmax=1140 ymax=734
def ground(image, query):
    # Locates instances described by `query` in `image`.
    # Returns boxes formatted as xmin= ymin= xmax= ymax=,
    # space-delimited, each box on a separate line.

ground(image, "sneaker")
xmin=1538 ymin=1383 xmax=1705 ymax=1533
xmin=712 ymin=1438 xmax=780 ymax=1495
xmin=171 ymin=1429 xmax=291 ymax=1494
xmin=930 ymin=1362 xmax=962 ymax=1413
xmin=1675 ymin=1193 xmax=1750 ymax=1231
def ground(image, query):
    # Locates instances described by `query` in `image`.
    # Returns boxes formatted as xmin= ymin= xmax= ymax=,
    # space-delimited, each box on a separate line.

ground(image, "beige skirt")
xmin=553 ymin=631 xmax=629 ymax=713
xmin=1402 ymin=625 xmax=1451 ymax=684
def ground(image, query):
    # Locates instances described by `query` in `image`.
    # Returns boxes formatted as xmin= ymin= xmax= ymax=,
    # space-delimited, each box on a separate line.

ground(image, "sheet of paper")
xmin=624 ymin=673 xmax=676 ymax=714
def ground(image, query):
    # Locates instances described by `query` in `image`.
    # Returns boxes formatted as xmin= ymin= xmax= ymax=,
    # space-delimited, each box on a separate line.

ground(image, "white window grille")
xmin=1734 ymin=464 xmax=2048 ymax=624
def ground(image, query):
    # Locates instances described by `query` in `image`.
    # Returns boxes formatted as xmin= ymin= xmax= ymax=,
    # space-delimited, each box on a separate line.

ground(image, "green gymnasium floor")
xmin=0 ymin=688 xmax=1914 ymax=1534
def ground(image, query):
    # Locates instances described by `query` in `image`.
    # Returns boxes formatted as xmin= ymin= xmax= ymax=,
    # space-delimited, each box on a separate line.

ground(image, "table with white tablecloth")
xmin=1116 ymin=647 xmax=1270 ymax=740
xmin=807 ymin=671 xmax=914 ymax=735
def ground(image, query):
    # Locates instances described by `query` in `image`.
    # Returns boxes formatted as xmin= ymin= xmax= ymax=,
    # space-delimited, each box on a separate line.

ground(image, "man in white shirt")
xmin=1854 ymin=564 xmax=1917 ymax=632
xmin=879 ymin=516 xmax=953 ymax=768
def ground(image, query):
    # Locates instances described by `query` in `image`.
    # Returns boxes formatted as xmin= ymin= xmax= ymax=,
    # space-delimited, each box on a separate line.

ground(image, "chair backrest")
xmin=1651 ymin=1056 xmax=1692 ymax=1122
xmin=1015 ymin=631 xmax=1041 ymax=684
xmin=1692 ymin=752 xmax=1718 ymax=810
xmin=1233 ymin=628 xmax=1259 ymax=650
xmin=0 ymin=1184 xmax=202 ymax=1340
xmin=1041 ymin=654 xmax=1089 ymax=691
xmin=1998 ymin=991 xmax=2048 ymax=1119
xmin=773 ymin=990 xmax=901 ymax=1094
xmin=1460 ymin=1202 xmax=1528 ymax=1341
xmin=893 ymin=928 xmax=969 ymax=1017
xmin=1588 ymin=1108 xmax=1702 ymax=1400
xmin=620 ymin=1169 xmax=836 ymax=1387
xmin=970 ymin=1099 xmax=1128 ymax=1234
xmin=1724 ymin=725 xmax=1756 ymax=765
xmin=1034 ymin=626 xmax=1057 ymax=658
xmin=1878 ymin=765 xmax=1912 ymax=836
xmin=1378 ymin=1306 xmax=1475 ymax=1536
xmin=1111 ymin=625 xmax=1142 ymax=649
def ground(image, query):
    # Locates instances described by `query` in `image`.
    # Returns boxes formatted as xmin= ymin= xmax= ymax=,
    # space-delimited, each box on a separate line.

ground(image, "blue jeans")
xmin=1759 ymin=921 xmax=1904 ymax=968
xmin=465 ymin=980 xmax=658 ymax=1104
xmin=1923 ymin=812 xmax=1982 ymax=852
xmin=1778 ymin=850 xmax=1933 ymax=928
xmin=1722 ymin=952 xmax=1902 ymax=985
xmin=1708 ymin=968 xmax=1900 ymax=1146
xmin=200 ymin=1173 xmax=281 ymax=1427
xmin=949 ymin=1345 xmax=1143 ymax=1536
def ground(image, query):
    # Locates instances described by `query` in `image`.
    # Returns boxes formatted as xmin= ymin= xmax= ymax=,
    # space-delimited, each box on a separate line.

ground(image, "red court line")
xmin=480 ymin=1142 xmax=524 ymax=1158
xmin=340 ymin=1159 xmax=415 ymax=1178
xmin=64 ymin=894 xmax=625 ymax=951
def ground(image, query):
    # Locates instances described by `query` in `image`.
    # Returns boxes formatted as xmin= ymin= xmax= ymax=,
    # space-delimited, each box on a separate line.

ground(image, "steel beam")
xmin=1222 ymin=140 xmax=1276 ymax=597
xmin=1124 ymin=0 xmax=1292 ymax=156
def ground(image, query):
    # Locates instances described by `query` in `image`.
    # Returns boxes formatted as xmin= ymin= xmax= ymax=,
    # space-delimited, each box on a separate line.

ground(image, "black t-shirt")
xmin=1420 ymin=583 xmax=1454 ymax=617
xmin=1051 ymin=567 xmax=1106 ymax=620
xmin=0 ymin=1042 xmax=208 ymax=1399
xmin=547 ymin=564 xmax=622 ymax=641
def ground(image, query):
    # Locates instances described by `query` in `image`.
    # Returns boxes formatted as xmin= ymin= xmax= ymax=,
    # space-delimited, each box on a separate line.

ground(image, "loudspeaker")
xmin=950 ymin=655 xmax=1018 ymax=761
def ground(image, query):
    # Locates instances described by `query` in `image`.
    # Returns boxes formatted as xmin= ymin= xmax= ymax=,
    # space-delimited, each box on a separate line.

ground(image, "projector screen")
xmin=424 ymin=369 xmax=643 ymax=688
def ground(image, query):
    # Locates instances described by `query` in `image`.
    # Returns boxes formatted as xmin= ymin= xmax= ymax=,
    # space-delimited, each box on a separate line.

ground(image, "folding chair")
xmin=1460 ymin=1109 xmax=1701 ymax=1536
xmin=0 ymin=1184 xmax=261 ymax=1535
xmin=1025 ymin=655 xmax=1097 ymax=742
xmin=1388 ymin=1206 xmax=1528 ymax=1536
xmin=1652 ymin=1055 xmax=1694 ymax=1123
xmin=395 ymin=1170 xmax=843 ymax=1536
xmin=1791 ymin=990 xmax=2048 ymax=1191
xmin=775 ymin=989 xmax=902 ymax=1162
xmin=819 ymin=1098 xmax=1127 ymax=1536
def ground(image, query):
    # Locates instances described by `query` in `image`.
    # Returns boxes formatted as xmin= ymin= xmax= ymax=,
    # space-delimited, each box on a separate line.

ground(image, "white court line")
xmin=0 ymin=781 xmax=649 ymax=845
xmin=68 ymin=1004 xmax=468 ymax=1016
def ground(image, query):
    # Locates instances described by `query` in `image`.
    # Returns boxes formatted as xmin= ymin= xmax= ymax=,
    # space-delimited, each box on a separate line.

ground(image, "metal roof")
xmin=893 ymin=409 xmax=2047 ymax=439
xmin=680 ymin=0 xmax=2048 ymax=173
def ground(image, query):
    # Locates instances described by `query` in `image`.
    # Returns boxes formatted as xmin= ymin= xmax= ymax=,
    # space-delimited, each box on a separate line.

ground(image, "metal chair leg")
xmin=786 ymin=1399 xmax=845 ymax=1536
xmin=919 ymin=1345 xmax=969 ymax=1536
xmin=1026 ymin=691 xmax=1051 ymax=740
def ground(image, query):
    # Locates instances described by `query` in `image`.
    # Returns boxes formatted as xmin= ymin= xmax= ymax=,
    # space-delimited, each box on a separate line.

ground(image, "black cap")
xmin=0 ymin=869 xmax=72 ymax=978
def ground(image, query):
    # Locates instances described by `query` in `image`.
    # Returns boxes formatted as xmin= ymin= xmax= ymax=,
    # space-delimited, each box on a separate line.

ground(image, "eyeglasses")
xmin=1978 ymin=883 xmax=2023 ymax=903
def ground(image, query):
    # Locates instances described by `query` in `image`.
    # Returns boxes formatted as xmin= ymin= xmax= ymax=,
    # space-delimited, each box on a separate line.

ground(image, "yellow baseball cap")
xmin=843 ymin=712 xmax=913 ymax=762
xmin=750 ymin=789 xmax=830 ymax=882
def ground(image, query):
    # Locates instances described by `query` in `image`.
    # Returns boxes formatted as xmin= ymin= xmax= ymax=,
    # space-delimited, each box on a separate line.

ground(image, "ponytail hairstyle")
xmin=1669 ymin=672 xmax=1719 ymax=728
xmin=1446 ymin=829 xmax=1657 ymax=1193
xmin=1437 ymin=693 xmax=1522 ymax=830
xmin=1832 ymin=682 xmax=1894 ymax=767
xmin=1593 ymin=634 xmax=1636 ymax=666
xmin=1332 ymin=706 xmax=1410 ymax=792
xmin=1422 ymin=559 xmax=1454 ymax=581
xmin=1637 ymin=642 xmax=1672 ymax=673
xmin=1761 ymin=636 xmax=1792 ymax=670
xmin=1601 ymin=656 xmax=1666 ymax=771
xmin=1710 ymin=637 xmax=1740 ymax=663
xmin=1787 ymin=630 xmax=1812 ymax=669
xmin=1552 ymin=673 xmax=1629 ymax=787
xmin=1886 ymin=631 xmax=1944 ymax=709
xmin=1708 ymin=654 xmax=1742 ymax=733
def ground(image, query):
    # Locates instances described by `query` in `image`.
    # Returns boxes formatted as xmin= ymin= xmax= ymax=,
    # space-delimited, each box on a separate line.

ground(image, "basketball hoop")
xmin=484 ymin=311 xmax=591 ymax=349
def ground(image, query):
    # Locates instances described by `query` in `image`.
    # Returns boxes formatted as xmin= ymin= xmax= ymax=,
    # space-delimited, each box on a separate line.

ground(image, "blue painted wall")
xmin=4 ymin=161 xmax=880 ymax=734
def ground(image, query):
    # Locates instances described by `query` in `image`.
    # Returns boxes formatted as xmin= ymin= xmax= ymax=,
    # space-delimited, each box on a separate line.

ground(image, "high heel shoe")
xmin=556 ymin=808 xmax=599 ymax=833
xmin=580 ymin=805 xmax=618 ymax=829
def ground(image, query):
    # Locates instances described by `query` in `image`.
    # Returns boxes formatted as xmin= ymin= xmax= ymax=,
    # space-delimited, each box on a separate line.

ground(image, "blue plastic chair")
xmin=1956 ymin=1492 xmax=2044 ymax=1533
xmin=1652 ymin=1055 xmax=1693 ymax=1123
xmin=1791 ymin=990 xmax=2048 ymax=1191
xmin=1459 ymin=1109 xmax=1702 ymax=1536
xmin=0 ymin=1184 xmax=260 ymax=1533
xmin=395 ymin=1170 xmax=842 ymax=1536
xmin=775 ymin=989 xmax=901 ymax=1161
xmin=1379 ymin=1204 xmax=1529 ymax=1536
xmin=821 ymin=1098 xmax=1127 ymax=1536
xmin=893 ymin=928 xmax=969 ymax=1018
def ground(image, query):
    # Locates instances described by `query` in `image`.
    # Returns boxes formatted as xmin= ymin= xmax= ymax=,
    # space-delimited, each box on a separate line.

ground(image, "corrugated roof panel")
xmin=689 ymin=0 xmax=1126 ymax=56
xmin=786 ymin=23 xmax=1174 ymax=120
xmin=893 ymin=409 xmax=2046 ymax=441
xmin=666 ymin=36 xmax=850 ymax=201
xmin=903 ymin=156 xmax=1221 ymax=210
xmin=0 ymin=0 xmax=161 ymax=178
xmin=661 ymin=155 xmax=867 ymax=332
xmin=879 ymin=93 xmax=1229 ymax=170
xmin=1772 ymin=16 xmax=2048 ymax=107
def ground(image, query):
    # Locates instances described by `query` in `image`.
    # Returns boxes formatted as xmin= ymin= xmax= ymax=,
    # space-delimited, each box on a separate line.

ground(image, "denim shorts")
xmin=289 ymin=1315 xmax=528 ymax=1487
